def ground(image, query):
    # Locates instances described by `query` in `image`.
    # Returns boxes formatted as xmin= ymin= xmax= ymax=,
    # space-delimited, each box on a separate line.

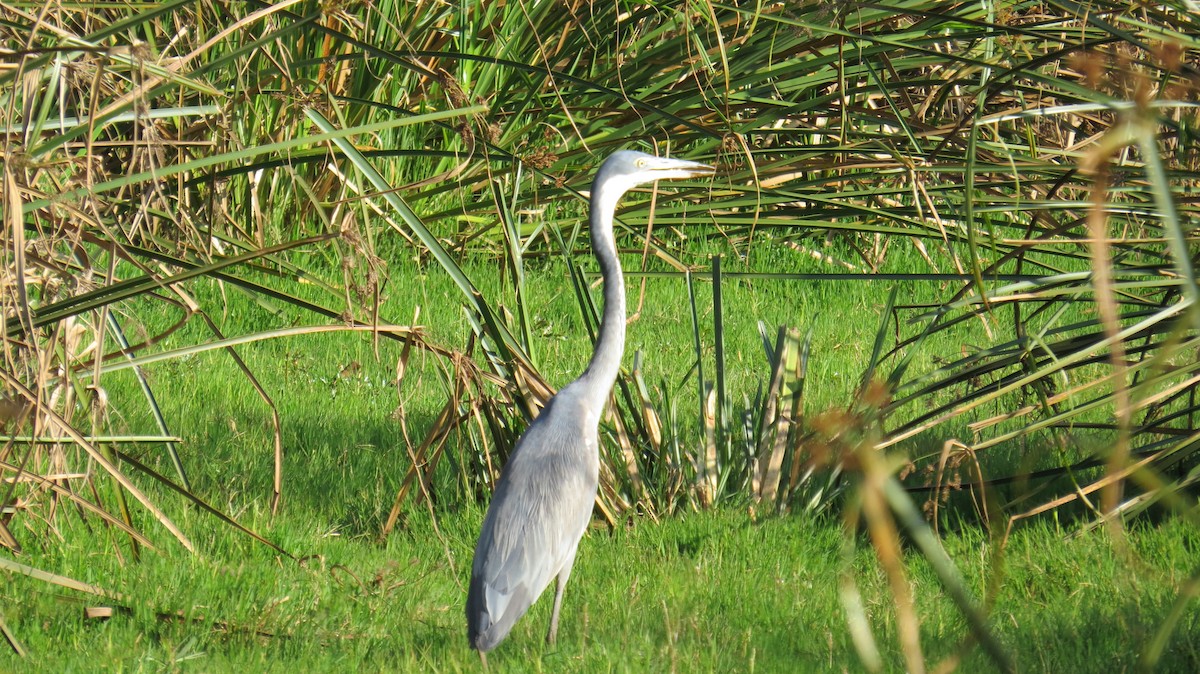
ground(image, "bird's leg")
xmin=478 ymin=650 xmax=488 ymax=671
xmin=546 ymin=565 xmax=573 ymax=645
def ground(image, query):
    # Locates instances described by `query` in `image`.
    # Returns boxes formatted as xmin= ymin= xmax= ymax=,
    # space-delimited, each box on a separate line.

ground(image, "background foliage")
xmin=2 ymin=0 xmax=1199 ymax=670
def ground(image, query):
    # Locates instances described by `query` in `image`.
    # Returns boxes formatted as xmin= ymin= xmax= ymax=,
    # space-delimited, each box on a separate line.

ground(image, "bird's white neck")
xmin=575 ymin=181 xmax=626 ymax=418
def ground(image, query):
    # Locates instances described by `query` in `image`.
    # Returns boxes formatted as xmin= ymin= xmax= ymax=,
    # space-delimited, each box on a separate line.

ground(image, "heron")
xmin=466 ymin=150 xmax=714 ymax=656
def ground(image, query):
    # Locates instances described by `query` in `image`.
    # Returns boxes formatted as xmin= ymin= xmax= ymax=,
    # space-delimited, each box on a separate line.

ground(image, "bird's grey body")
xmin=466 ymin=150 xmax=713 ymax=654
xmin=466 ymin=385 xmax=598 ymax=652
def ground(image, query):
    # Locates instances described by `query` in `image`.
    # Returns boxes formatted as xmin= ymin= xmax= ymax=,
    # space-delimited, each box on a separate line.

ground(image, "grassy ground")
xmin=4 ymin=254 xmax=1198 ymax=672
xmin=97 ymin=245 xmax=932 ymax=512
xmin=6 ymin=509 xmax=1198 ymax=672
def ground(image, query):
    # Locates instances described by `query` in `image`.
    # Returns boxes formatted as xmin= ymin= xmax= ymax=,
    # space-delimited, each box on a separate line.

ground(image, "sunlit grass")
xmin=5 ymin=263 xmax=1194 ymax=670
xmin=6 ymin=506 xmax=1197 ymax=672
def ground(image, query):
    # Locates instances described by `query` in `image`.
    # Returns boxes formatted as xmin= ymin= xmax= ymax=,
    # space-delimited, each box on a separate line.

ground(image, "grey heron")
xmin=466 ymin=150 xmax=714 ymax=655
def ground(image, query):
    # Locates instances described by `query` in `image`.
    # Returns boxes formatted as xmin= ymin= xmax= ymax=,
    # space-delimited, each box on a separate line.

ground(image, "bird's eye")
xmin=636 ymin=159 xmax=646 ymax=168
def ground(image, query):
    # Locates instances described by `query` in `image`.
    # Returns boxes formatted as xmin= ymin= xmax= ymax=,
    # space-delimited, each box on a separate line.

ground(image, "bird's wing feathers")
xmin=467 ymin=394 xmax=599 ymax=648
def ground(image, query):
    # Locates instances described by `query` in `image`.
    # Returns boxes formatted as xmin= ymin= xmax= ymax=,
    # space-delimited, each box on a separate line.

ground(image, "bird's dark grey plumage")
xmin=466 ymin=150 xmax=713 ymax=654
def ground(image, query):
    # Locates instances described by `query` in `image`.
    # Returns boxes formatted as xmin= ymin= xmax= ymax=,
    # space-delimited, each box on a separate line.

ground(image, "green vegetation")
xmin=3 ymin=0 xmax=1200 ymax=671
xmin=5 ymin=390 xmax=1198 ymax=672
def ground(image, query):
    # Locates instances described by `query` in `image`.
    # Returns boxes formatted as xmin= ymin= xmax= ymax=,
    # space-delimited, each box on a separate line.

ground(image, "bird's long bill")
xmin=646 ymin=156 xmax=716 ymax=180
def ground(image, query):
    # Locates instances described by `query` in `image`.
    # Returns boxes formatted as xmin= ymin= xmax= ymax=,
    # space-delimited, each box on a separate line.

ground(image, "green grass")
xmin=6 ymin=508 xmax=1198 ymax=672
xmin=5 ymin=259 xmax=1198 ymax=672
xmin=93 ymin=246 xmax=984 ymax=518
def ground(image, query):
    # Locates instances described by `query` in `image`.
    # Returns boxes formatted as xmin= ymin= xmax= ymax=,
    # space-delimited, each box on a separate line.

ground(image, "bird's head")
xmin=595 ymin=150 xmax=714 ymax=197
